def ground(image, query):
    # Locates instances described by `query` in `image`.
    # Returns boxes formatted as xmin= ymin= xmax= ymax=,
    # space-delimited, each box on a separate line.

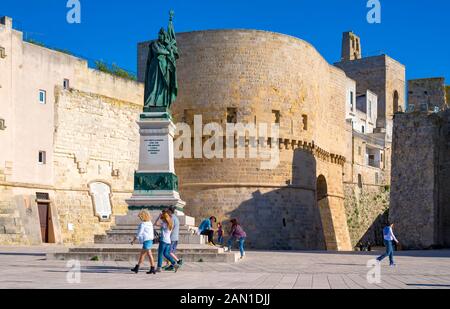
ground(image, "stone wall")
xmin=437 ymin=110 xmax=450 ymax=247
xmin=139 ymin=30 xmax=352 ymax=250
xmin=344 ymin=184 xmax=389 ymax=247
xmin=52 ymin=88 xmax=141 ymax=244
xmin=390 ymin=112 xmax=443 ymax=249
xmin=408 ymin=78 xmax=448 ymax=111
xmin=0 ymin=184 xmax=26 ymax=244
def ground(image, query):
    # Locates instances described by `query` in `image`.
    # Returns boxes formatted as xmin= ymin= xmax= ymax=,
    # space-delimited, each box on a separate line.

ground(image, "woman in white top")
xmin=130 ymin=210 xmax=156 ymax=274
xmin=154 ymin=210 xmax=180 ymax=272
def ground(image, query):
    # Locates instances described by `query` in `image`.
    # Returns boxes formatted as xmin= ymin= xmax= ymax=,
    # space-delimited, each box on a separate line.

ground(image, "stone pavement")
xmin=0 ymin=246 xmax=450 ymax=289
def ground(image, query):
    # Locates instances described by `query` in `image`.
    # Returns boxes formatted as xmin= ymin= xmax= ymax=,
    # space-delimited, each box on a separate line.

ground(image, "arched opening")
xmin=393 ymin=90 xmax=399 ymax=113
xmin=316 ymin=175 xmax=338 ymax=250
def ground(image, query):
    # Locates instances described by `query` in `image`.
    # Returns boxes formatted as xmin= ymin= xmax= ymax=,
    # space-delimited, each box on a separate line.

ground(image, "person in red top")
xmin=227 ymin=219 xmax=247 ymax=259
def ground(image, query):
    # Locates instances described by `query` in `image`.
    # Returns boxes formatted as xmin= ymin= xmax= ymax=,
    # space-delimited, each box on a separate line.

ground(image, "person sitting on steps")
xmin=198 ymin=216 xmax=217 ymax=246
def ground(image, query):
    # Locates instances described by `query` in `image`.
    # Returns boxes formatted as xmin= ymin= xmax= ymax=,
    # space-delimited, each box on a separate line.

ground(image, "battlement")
xmin=408 ymin=77 xmax=448 ymax=112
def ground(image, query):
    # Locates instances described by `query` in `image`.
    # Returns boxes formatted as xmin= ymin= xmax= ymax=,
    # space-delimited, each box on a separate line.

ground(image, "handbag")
xmin=153 ymin=229 xmax=160 ymax=244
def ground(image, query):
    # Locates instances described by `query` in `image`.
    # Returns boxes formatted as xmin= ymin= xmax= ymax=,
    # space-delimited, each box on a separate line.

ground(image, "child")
xmin=130 ymin=210 xmax=156 ymax=274
xmin=227 ymin=219 xmax=247 ymax=259
xmin=217 ymin=222 xmax=224 ymax=245
xmin=155 ymin=210 xmax=180 ymax=272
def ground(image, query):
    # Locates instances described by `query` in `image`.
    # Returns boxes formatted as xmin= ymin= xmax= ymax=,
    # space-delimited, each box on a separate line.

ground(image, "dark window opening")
xmin=227 ymin=108 xmax=238 ymax=124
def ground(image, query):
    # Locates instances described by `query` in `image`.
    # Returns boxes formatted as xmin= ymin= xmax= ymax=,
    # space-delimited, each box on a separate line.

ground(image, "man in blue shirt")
xmin=198 ymin=216 xmax=217 ymax=246
xmin=377 ymin=222 xmax=399 ymax=267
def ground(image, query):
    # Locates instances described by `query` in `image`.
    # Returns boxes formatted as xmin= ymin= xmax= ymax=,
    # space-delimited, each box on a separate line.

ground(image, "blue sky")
xmin=1 ymin=0 xmax=449 ymax=81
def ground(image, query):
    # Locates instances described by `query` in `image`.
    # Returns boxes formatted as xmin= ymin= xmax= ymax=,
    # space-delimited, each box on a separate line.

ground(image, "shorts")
xmin=170 ymin=241 xmax=178 ymax=253
xmin=142 ymin=240 xmax=153 ymax=250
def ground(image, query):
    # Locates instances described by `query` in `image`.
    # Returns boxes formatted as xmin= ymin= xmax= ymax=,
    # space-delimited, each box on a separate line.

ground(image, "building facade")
xmin=0 ymin=17 xmax=143 ymax=245
xmin=2 ymin=16 xmax=402 ymax=250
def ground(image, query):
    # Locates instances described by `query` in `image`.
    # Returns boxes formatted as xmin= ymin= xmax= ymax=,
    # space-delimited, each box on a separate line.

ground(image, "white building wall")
xmin=345 ymin=77 xmax=357 ymax=123
xmin=0 ymin=16 xmax=143 ymax=187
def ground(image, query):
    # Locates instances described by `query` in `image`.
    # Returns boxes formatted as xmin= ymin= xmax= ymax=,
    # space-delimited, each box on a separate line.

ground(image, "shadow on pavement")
xmin=406 ymin=284 xmax=450 ymax=288
xmin=0 ymin=252 xmax=46 ymax=257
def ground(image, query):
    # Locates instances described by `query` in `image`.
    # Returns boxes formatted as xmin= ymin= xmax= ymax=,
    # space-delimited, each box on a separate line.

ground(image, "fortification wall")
xmin=390 ymin=112 xmax=441 ymax=249
xmin=52 ymin=88 xmax=141 ymax=244
xmin=139 ymin=30 xmax=352 ymax=250
xmin=408 ymin=78 xmax=448 ymax=111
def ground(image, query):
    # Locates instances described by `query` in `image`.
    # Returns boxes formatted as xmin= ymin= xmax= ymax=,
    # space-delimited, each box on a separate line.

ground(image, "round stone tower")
xmin=138 ymin=30 xmax=352 ymax=250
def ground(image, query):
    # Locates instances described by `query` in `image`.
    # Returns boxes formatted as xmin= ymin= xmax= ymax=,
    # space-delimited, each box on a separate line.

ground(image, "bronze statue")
xmin=144 ymin=10 xmax=179 ymax=112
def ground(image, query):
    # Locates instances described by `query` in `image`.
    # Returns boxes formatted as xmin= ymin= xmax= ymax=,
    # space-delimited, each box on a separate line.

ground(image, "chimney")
xmin=0 ymin=16 xmax=13 ymax=29
xmin=341 ymin=31 xmax=362 ymax=62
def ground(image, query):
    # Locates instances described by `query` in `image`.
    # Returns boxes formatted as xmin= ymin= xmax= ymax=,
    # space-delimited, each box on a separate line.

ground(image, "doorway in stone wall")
xmin=36 ymin=192 xmax=55 ymax=243
xmin=316 ymin=175 xmax=338 ymax=250
xmin=37 ymin=203 xmax=49 ymax=243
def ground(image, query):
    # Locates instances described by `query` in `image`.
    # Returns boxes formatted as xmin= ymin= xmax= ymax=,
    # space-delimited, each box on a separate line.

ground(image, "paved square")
xmin=0 ymin=246 xmax=449 ymax=289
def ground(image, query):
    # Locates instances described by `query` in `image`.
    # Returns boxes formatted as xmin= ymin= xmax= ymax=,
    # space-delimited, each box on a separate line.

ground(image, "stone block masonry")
xmin=390 ymin=110 xmax=450 ymax=249
xmin=408 ymin=78 xmax=448 ymax=111
xmin=52 ymin=88 xmax=142 ymax=244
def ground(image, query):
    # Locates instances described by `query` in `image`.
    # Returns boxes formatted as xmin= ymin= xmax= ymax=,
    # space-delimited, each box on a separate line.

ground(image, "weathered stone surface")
xmin=345 ymin=184 xmax=389 ymax=247
xmin=390 ymin=110 xmax=450 ymax=249
xmin=408 ymin=78 xmax=448 ymax=111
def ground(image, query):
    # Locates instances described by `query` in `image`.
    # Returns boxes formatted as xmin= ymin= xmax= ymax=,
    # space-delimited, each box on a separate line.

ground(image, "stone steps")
xmin=95 ymin=232 xmax=205 ymax=245
xmin=48 ymin=245 xmax=239 ymax=263
xmin=51 ymin=213 xmax=233 ymax=263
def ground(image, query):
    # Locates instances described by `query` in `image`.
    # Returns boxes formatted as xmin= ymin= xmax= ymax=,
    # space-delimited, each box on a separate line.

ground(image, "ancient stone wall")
xmin=390 ymin=112 xmax=442 ymax=249
xmin=437 ymin=110 xmax=450 ymax=247
xmin=139 ymin=30 xmax=352 ymax=250
xmin=52 ymin=88 xmax=141 ymax=244
xmin=344 ymin=184 xmax=389 ymax=247
xmin=408 ymin=78 xmax=448 ymax=111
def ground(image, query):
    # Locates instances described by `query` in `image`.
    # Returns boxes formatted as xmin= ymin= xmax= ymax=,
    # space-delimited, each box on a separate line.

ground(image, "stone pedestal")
xmin=125 ymin=112 xmax=186 ymax=213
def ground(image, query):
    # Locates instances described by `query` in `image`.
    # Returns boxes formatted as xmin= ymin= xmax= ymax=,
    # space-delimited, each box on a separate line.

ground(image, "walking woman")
xmin=130 ymin=210 xmax=156 ymax=274
xmin=155 ymin=210 xmax=180 ymax=272
xmin=227 ymin=219 xmax=247 ymax=259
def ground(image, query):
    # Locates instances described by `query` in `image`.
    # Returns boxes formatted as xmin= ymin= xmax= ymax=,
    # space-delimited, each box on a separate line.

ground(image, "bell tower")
xmin=341 ymin=31 xmax=362 ymax=62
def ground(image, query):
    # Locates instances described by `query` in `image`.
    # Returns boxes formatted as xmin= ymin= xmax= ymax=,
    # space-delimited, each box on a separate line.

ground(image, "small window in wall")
xmin=182 ymin=109 xmax=194 ymax=125
xmin=272 ymin=110 xmax=280 ymax=124
xmin=302 ymin=115 xmax=308 ymax=131
xmin=393 ymin=90 xmax=399 ymax=113
xmin=361 ymin=125 xmax=365 ymax=133
xmin=39 ymin=90 xmax=46 ymax=104
xmin=38 ymin=151 xmax=47 ymax=164
xmin=357 ymin=174 xmax=363 ymax=188
xmin=375 ymin=173 xmax=379 ymax=184
xmin=63 ymin=79 xmax=70 ymax=90
xmin=0 ymin=46 xmax=6 ymax=58
xmin=368 ymin=100 xmax=372 ymax=118
xmin=350 ymin=91 xmax=354 ymax=111
xmin=227 ymin=108 xmax=238 ymax=124
xmin=358 ymin=146 xmax=362 ymax=156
